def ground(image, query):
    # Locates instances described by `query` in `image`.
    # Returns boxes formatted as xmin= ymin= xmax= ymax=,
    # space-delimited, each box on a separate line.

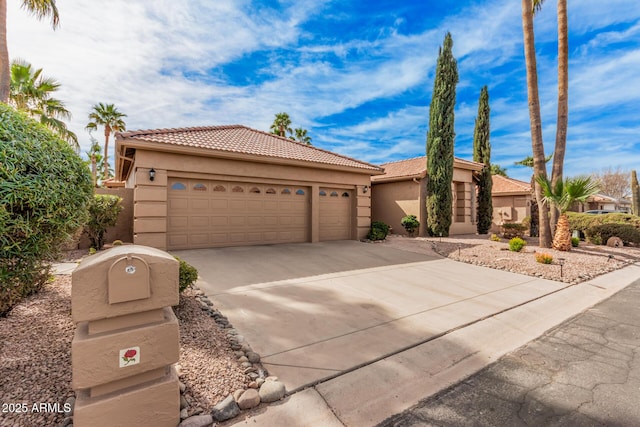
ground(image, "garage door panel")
xmin=190 ymin=216 xmax=209 ymax=228
xmin=211 ymin=199 xmax=228 ymax=209
xmin=191 ymin=198 xmax=209 ymax=211
xmin=319 ymin=188 xmax=352 ymax=241
xmin=168 ymin=178 xmax=310 ymax=249
xmin=169 ymin=198 xmax=188 ymax=210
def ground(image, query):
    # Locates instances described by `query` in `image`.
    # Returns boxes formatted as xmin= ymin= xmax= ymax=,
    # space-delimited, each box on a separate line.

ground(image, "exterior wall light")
xmin=149 ymin=168 xmax=156 ymax=182
xmin=363 ymin=185 xmax=369 ymax=193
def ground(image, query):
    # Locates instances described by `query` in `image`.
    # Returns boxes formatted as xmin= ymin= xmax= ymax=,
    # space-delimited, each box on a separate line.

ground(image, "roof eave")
xmin=117 ymin=137 xmax=383 ymax=176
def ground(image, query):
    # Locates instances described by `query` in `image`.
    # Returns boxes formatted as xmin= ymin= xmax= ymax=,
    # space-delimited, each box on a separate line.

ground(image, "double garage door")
xmin=167 ymin=178 xmax=352 ymax=249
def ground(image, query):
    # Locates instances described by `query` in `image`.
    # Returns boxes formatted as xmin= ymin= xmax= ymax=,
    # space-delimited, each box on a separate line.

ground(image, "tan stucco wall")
xmin=371 ymin=180 xmax=421 ymax=235
xmin=128 ymin=149 xmax=372 ymax=249
xmin=372 ymin=171 xmax=477 ymax=236
xmin=491 ymin=194 xmax=531 ymax=230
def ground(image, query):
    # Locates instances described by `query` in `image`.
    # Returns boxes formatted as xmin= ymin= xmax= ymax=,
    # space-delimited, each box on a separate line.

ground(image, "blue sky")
xmin=8 ymin=0 xmax=640 ymax=182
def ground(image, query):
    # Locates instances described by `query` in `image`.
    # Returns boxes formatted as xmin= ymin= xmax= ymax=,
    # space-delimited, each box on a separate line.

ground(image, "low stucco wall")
xmin=371 ymin=180 xmax=421 ymax=235
xmin=491 ymin=194 xmax=530 ymax=231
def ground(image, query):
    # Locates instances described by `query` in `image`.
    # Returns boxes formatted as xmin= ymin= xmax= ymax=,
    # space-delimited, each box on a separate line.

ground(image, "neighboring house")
xmin=370 ymin=156 xmax=484 ymax=236
xmin=570 ymin=194 xmax=631 ymax=213
xmin=491 ymin=175 xmax=532 ymax=229
xmin=114 ymin=125 xmax=383 ymax=250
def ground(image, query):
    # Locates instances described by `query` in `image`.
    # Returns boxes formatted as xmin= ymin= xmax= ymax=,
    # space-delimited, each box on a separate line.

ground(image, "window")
xmin=193 ymin=183 xmax=207 ymax=191
xmin=249 ymin=187 xmax=261 ymax=194
xmin=266 ymin=188 xmax=276 ymax=194
xmin=171 ymin=182 xmax=186 ymax=190
xmin=342 ymin=192 xmax=350 ymax=197
xmin=319 ymin=190 xmax=327 ymax=196
xmin=330 ymin=191 xmax=338 ymax=197
xmin=296 ymin=189 xmax=305 ymax=196
xmin=232 ymin=186 xmax=244 ymax=193
xmin=213 ymin=185 xmax=226 ymax=192
xmin=281 ymin=188 xmax=291 ymax=195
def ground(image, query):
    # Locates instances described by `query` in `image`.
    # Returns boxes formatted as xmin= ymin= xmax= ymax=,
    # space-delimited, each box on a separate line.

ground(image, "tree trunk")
xmin=91 ymin=154 xmax=97 ymax=187
xmin=103 ymin=125 xmax=111 ymax=181
xmin=552 ymin=213 xmax=572 ymax=251
xmin=0 ymin=0 xmax=9 ymax=103
xmin=550 ymin=0 xmax=569 ymax=236
xmin=521 ymin=0 xmax=552 ymax=248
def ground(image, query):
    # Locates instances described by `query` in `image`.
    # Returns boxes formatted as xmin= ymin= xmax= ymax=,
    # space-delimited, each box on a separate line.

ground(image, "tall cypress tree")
xmin=631 ymin=170 xmax=640 ymax=216
xmin=473 ymin=86 xmax=493 ymax=234
xmin=426 ymin=32 xmax=458 ymax=237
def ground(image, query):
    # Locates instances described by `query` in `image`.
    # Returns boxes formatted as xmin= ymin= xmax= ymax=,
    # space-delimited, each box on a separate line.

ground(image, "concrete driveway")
xmin=173 ymin=241 xmax=640 ymax=425
xmin=173 ymin=241 xmax=570 ymax=393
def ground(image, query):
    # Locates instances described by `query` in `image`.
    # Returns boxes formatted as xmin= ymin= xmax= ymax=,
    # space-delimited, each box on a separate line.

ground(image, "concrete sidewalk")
xmin=224 ymin=264 xmax=640 ymax=426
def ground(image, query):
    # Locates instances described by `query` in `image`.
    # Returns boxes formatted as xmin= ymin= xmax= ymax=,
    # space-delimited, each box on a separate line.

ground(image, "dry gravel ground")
xmin=384 ymin=234 xmax=640 ymax=284
xmin=1 ymin=236 xmax=639 ymax=426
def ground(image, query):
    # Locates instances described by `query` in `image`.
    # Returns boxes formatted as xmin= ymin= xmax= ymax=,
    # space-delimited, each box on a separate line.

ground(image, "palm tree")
xmin=292 ymin=127 xmax=312 ymax=145
xmin=86 ymin=103 xmax=127 ymax=181
xmin=270 ymin=112 xmax=292 ymax=137
xmin=9 ymin=59 xmax=77 ymax=148
xmin=521 ymin=0 xmax=552 ymax=248
xmin=536 ymin=175 xmax=599 ymax=251
xmin=0 ymin=0 xmax=59 ymax=102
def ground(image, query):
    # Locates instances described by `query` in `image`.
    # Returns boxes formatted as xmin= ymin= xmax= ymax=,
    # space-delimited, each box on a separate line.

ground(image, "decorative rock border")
xmin=178 ymin=286 xmax=287 ymax=426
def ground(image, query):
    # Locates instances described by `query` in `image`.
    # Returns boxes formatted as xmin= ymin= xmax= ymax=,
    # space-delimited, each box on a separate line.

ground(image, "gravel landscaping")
xmin=1 ymin=235 xmax=638 ymax=426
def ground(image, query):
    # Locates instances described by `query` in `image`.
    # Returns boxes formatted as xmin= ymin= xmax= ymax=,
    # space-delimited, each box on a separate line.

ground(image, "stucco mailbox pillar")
xmin=71 ymin=245 xmax=180 ymax=426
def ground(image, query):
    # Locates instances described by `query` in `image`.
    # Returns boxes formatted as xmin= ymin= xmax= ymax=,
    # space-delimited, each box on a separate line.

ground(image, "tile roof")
xmin=372 ymin=155 xmax=484 ymax=182
xmin=117 ymin=125 xmax=382 ymax=172
xmin=492 ymin=174 xmax=532 ymax=194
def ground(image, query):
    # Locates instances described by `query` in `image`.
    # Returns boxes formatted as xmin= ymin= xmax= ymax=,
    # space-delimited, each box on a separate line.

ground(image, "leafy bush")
xmin=585 ymin=223 xmax=640 ymax=246
xmin=571 ymin=237 xmax=580 ymax=247
xmin=400 ymin=215 xmax=420 ymax=235
xmin=567 ymin=212 xmax=640 ymax=238
xmin=521 ymin=216 xmax=531 ymax=231
xmin=85 ymin=194 xmax=123 ymax=250
xmin=112 ymin=239 xmax=123 ymax=246
xmin=0 ymin=105 xmax=92 ymax=315
xmin=368 ymin=221 xmax=390 ymax=241
xmin=535 ymin=252 xmax=553 ymax=264
xmin=509 ymin=237 xmax=526 ymax=252
xmin=489 ymin=233 xmax=501 ymax=242
xmin=175 ymin=256 xmax=198 ymax=293
xmin=501 ymin=223 xmax=527 ymax=239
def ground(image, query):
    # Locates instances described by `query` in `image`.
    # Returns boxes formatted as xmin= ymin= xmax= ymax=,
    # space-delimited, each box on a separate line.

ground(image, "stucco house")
xmin=114 ymin=125 xmax=383 ymax=250
xmin=491 ymin=175 xmax=532 ymax=229
xmin=370 ymin=156 xmax=484 ymax=236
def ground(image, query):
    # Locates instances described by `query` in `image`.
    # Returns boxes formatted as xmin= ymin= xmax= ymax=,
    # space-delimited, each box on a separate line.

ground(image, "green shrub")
xmin=112 ymin=239 xmax=123 ymax=246
xmin=400 ymin=215 xmax=420 ymax=235
xmin=571 ymin=237 xmax=580 ymax=247
xmin=521 ymin=216 xmax=531 ymax=231
xmin=501 ymin=223 xmax=526 ymax=239
xmin=490 ymin=233 xmax=501 ymax=242
xmin=567 ymin=212 xmax=640 ymax=238
xmin=85 ymin=194 xmax=123 ymax=250
xmin=585 ymin=223 xmax=640 ymax=246
xmin=0 ymin=105 xmax=93 ymax=316
xmin=368 ymin=221 xmax=390 ymax=241
xmin=175 ymin=256 xmax=198 ymax=293
xmin=535 ymin=252 xmax=553 ymax=264
xmin=88 ymin=247 xmax=97 ymax=255
xmin=509 ymin=237 xmax=526 ymax=252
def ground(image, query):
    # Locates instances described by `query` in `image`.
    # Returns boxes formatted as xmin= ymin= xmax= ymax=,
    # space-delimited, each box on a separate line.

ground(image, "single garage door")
xmin=319 ymin=188 xmax=353 ymax=241
xmin=167 ymin=178 xmax=309 ymax=249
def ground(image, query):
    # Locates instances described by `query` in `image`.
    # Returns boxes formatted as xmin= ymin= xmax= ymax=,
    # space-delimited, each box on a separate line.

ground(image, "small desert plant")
xmin=571 ymin=237 xmax=580 ymax=247
xmin=535 ymin=252 xmax=553 ymax=264
xmin=400 ymin=215 xmax=420 ymax=236
xmin=112 ymin=239 xmax=123 ymax=246
xmin=88 ymin=247 xmax=97 ymax=255
xmin=175 ymin=256 xmax=198 ymax=293
xmin=509 ymin=237 xmax=526 ymax=252
xmin=85 ymin=194 xmax=123 ymax=250
xmin=490 ymin=233 xmax=501 ymax=242
xmin=368 ymin=221 xmax=390 ymax=241
xmin=501 ymin=223 xmax=527 ymax=239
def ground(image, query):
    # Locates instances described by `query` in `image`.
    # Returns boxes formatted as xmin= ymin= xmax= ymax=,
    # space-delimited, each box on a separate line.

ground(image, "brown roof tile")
xmin=117 ymin=125 xmax=382 ymax=172
xmin=492 ymin=174 xmax=532 ymax=194
xmin=372 ymin=155 xmax=484 ymax=182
